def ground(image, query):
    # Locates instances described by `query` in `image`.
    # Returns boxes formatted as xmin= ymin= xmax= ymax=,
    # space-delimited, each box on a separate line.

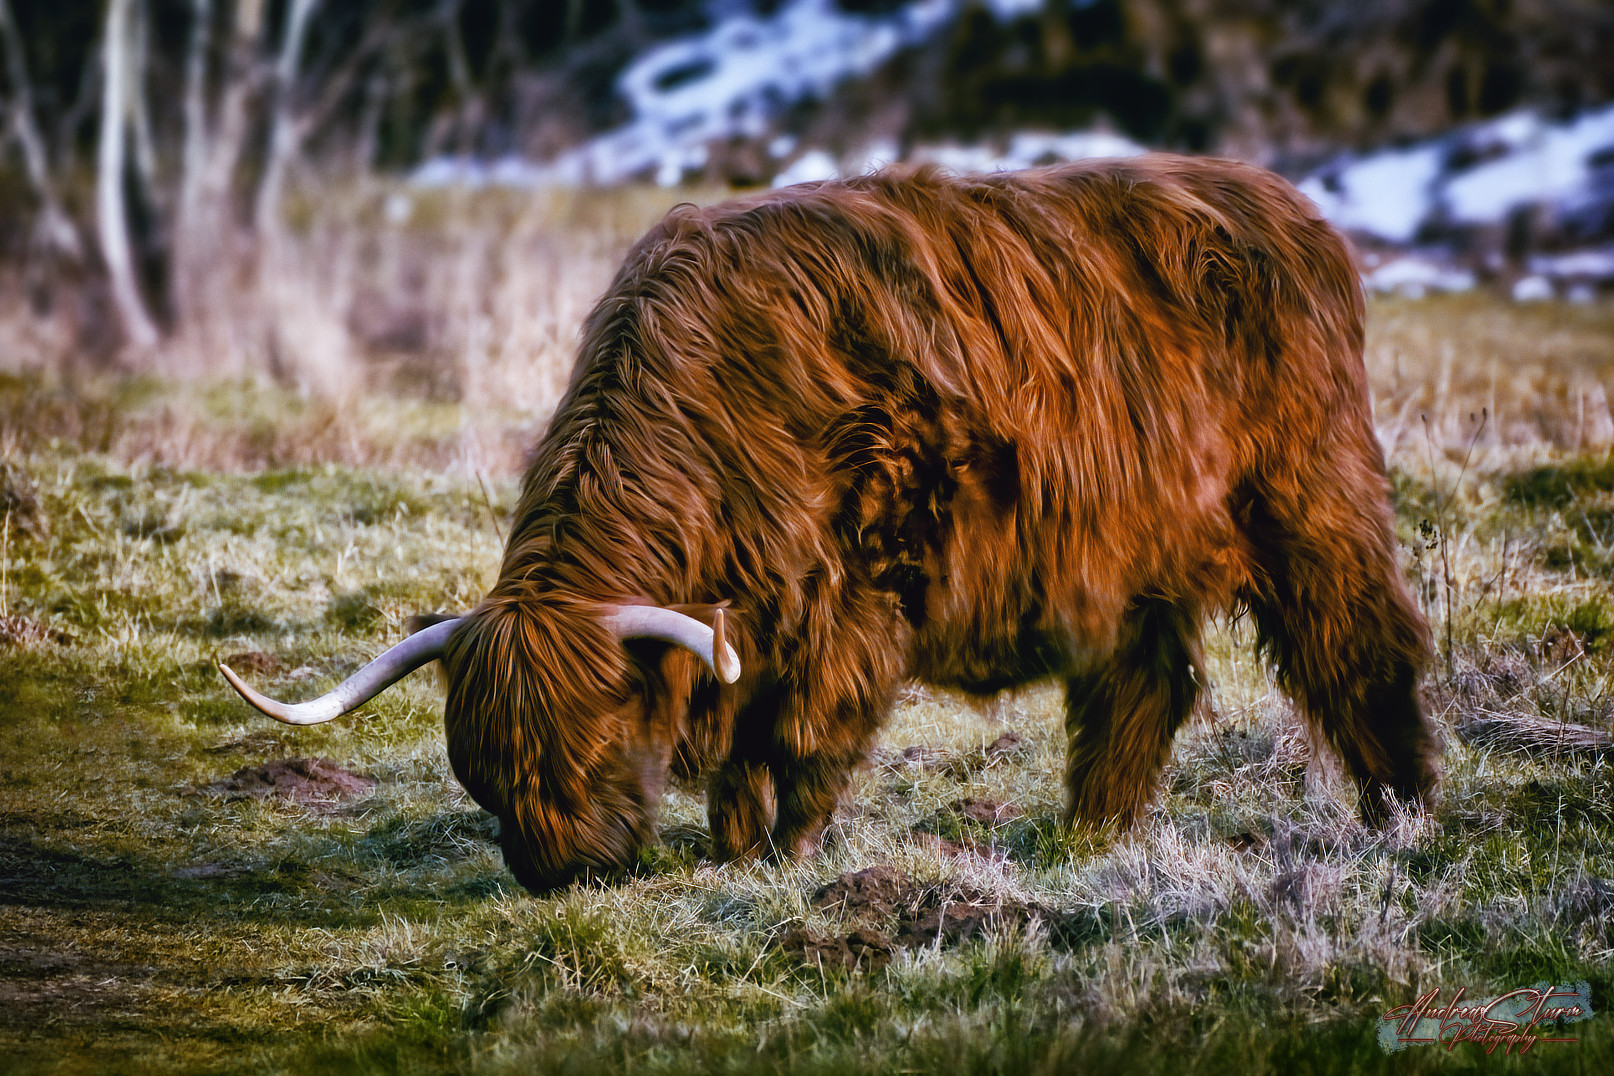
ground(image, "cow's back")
xmin=539 ymin=158 xmax=1369 ymax=689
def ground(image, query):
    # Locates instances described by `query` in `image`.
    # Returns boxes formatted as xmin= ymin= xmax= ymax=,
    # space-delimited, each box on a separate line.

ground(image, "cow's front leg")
xmin=766 ymin=688 xmax=889 ymax=859
xmin=769 ymin=748 xmax=862 ymax=858
xmin=765 ymin=588 xmax=905 ymax=858
xmin=706 ymin=692 xmax=778 ymax=861
xmin=707 ymin=758 xmax=775 ymax=861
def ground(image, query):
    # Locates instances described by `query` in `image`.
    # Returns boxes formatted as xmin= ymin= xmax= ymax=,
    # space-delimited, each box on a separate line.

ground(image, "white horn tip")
xmin=217 ymin=660 xmax=246 ymax=693
xmin=218 ymin=660 xmax=283 ymax=722
xmin=712 ymin=607 xmax=741 ymax=684
xmin=217 ymin=659 xmax=337 ymax=725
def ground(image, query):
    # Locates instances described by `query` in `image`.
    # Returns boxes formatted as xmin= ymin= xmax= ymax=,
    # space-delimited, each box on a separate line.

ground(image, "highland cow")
xmin=222 ymin=156 xmax=1438 ymax=893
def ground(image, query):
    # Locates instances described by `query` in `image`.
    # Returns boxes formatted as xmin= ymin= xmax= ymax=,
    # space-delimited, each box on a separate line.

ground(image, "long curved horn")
xmin=218 ymin=617 xmax=462 ymax=725
xmin=602 ymin=605 xmax=742 ymax=684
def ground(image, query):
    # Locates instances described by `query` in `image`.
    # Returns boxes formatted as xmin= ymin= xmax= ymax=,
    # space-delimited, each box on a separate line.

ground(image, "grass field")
xmin=3 ymin=188 xmax=1614 ymax=1073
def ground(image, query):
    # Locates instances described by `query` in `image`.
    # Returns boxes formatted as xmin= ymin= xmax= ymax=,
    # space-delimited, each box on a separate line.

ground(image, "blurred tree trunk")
xmin=0 ymin=0 xmax=82 ymax=262
xmin=97 ymin=0 xmax=160 ymax=349
xmin=171 ymin=0 xmax=263 ymax=329
xmin=253 ymin=0 xmax=319 ymax=240
xmin=443 ymin=0 xmax=480 ymax=155
xmin=128 ymin=0 xmax=159 ymax=200
xmin=171 ymin=0 xmax=212 ymax=324
xmin=351 ymin=68 xmax=389 ymax=173
xmin=205 ymin=0 xmax=263 ymax=219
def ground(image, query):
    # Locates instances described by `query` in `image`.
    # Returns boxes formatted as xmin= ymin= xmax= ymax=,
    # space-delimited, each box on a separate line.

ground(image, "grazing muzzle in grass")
xmin=441 ymin=593 xmax=736 ymax=892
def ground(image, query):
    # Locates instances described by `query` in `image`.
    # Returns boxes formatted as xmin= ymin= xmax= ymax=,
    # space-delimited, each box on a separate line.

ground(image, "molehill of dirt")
xmin=188 ymin=757 xmax=374 ymax=808
xmin=879 ymin=730 xmax=1033 ymax=779
xmin=778 ymin=865 xmax=1079 ymax=972
xmin=955 ymin=797 xmax=1022 ymax=826
xmin=219 ymin=650 xmax=286 ymax=675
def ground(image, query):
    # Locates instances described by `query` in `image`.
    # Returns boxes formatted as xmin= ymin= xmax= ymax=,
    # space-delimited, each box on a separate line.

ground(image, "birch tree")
xmin=202 ymin=0 xmax=264 ymax=237
xmin=171 ymin=0 xmax=213 ymax=323
xmin=253 ymin=0 xmax=320 ymax=240
xmin=97 ymin=0 xmax=160 ymax=349
xmin=171 ymin=0 xmax=264 ymax=327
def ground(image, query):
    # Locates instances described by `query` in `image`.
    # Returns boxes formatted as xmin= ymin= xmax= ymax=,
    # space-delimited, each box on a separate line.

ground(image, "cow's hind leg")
xmin=1066 ymin=598 xmax=1203 ymax=828
xmin=1241 ymin=480 xmax=1438 ymax=822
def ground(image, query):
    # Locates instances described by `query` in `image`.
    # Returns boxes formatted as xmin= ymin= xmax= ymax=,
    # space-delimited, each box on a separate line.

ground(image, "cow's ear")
xmin=403 ymin=611 xmax=457 ymax=684
xmin=405 ymin=611 xmax=458 ymax=635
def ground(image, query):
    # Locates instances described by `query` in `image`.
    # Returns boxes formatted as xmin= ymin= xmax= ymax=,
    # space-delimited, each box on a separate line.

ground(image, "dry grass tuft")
xmin=1457 ymin=714 xmax=1613 ymax=759
xmin=1368 ymin=293 xmax=1614 ymax=459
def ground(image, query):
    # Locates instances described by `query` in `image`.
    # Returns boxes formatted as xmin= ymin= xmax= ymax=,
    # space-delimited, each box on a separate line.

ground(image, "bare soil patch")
xmin=954 ymin=797 xmax=1022 ymax=825
xmin=946 ymin=731 xmax=1032 ymax=777
xmin=812 ymin=865 xmax=913 ymax=919
xmin=219 ymin=650 xmax=286 ymax=676
xmin=909 ymin=831 xmax=1005 ymax=863
xmin=883 ymin=744 xmax=948 ymax=770
xmin=878 ymin=731 xmax=1032 ymax=778
xmin=984 ymin=731 xmax=1028 ymax=757
xmin=781 ymin=867 xmax=1072 ymax=971
xmin=188 ymin=757 xmax=375 ymax=808
xmin=777 ymin=926 xmax=896 ymax=972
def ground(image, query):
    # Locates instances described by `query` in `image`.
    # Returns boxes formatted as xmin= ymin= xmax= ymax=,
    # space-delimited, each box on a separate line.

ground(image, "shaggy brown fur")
xmin=440 ymin=156 xmax=1437 ymax=893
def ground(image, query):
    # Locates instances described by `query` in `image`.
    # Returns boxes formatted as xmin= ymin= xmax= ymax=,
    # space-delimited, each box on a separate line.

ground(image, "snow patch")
xmin=1302 ymin=103 xmax=1614 ymax=244
xmin=414 ymin=1 xmax=1144 ymax=191
xmin=401 ymin=0 xmax=1614 ymax=301
xmin=773 ymin=129 xmax=1148 ymax=187
xmin=906 ymin=131 xmax=1146 ymax=176
xmin=550 ymin=0 xmax=955 ymax=187
xmin=772 ymin=148 xmax=840 ymax=187
xmin=1445 ymin=108 xmax=1614 ymax=225
xmin=1511 ymin=275 xmax=1555 ymax=302
xmin=1529 ymin=246 xmax=1614 ymax=282
xmin=1298 ymin=145 xmax=1444 ymax=244
xmin=1364 ymin=256 xmax=1476 ymax=298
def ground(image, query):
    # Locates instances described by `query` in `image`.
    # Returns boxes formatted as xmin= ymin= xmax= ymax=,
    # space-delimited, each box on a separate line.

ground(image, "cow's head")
xmin=218 ymin=598 xmax=739 ymax=891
